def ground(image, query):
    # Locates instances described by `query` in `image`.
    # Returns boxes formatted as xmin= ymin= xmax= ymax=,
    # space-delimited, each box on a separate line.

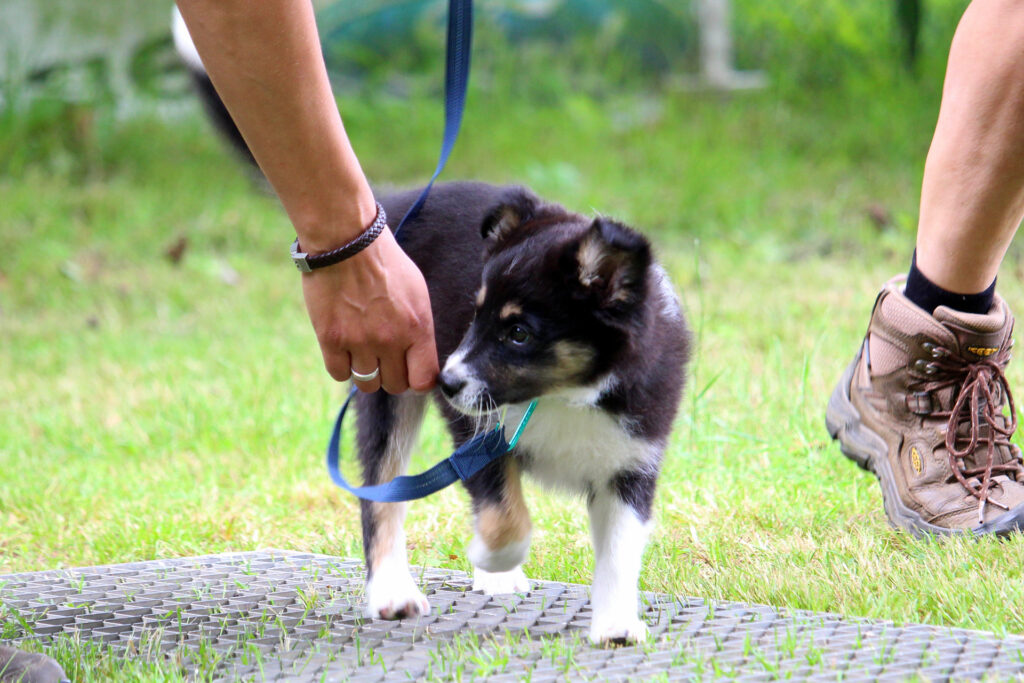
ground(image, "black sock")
xmin=904 ymin=251 xmax=995 ymax=315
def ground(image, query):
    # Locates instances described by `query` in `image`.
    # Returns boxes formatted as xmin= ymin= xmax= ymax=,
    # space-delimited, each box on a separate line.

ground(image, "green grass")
xmin=7 ymin=27 xmax=1024 ymax=678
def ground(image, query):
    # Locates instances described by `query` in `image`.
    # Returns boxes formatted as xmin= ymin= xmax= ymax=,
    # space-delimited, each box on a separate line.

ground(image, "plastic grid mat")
xmin=2 ymin=550 xmax=1023 ymax=681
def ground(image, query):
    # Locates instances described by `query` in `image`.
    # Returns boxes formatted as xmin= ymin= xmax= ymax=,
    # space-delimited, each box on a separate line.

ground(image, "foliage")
xmin=730 ymin=0 xmax=968 ymax=94
xmin=318 ymin=0 xmax=697 ymax=89
xmin=1 ymin=0 xmax=974 ymax=179
xmin=315 ymin=0 xmax=972 ymax=99
xmin=8 ymin=0 xmax=1024 ymax=677
xmin=5 ymin=54 xmax=1024 ymax=619
xmin=895 ymin=0 xmax=924 ymax=68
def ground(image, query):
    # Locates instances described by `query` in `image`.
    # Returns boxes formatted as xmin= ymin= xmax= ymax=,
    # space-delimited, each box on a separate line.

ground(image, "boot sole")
xmin=825 ymin=352 xmax=1024 ymax=539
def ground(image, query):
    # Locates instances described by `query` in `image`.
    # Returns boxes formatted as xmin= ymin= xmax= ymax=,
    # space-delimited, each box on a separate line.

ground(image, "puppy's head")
xmin=439 ymin=188 xmax=651 ymax=414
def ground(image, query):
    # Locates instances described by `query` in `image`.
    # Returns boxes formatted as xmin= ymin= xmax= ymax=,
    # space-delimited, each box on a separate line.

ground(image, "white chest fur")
xmin=504 ymin=395 xmax=656 ymax=494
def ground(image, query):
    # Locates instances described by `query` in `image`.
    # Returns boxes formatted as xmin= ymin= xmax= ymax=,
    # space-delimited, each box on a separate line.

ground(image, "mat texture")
xmin=2 ymin=550 xmax=1023 ymax=681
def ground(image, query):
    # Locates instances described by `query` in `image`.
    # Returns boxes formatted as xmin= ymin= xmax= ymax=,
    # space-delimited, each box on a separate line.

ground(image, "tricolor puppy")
xmin=358 ymin=182 xmax=690 ymax=646
xmin=171 ymin=15 xmax=685 ymax=643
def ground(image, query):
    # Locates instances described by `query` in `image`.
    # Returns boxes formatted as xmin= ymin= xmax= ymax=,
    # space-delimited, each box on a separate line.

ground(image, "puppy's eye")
xmin=507 ymin=325 xmax=532 ymax=346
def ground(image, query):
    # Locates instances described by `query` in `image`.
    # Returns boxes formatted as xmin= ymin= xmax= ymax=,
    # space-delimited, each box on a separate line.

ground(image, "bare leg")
xmin=828 ymin=1 xmax=1024 ymax=538
xmin=916 ymin=0 xmax=1024 ymax=293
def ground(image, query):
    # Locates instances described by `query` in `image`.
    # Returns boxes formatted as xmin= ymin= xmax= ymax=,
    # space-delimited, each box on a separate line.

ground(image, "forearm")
xmin=175 ymin=0 xmax=376 ymax=250
xmin=175 ymin=0 xmax=439 ymax=392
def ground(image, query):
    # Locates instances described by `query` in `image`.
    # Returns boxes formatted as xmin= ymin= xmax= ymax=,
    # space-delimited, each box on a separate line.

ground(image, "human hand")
xmin=301 ymin=228 xmax=439 ymax=394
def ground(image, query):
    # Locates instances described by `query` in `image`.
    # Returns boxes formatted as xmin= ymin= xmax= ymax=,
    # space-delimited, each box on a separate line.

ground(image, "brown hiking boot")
xmin=826 ymin=277 xmax=1024 ymax=536
xmin=0 ymin=646 xmax=68 ymax=683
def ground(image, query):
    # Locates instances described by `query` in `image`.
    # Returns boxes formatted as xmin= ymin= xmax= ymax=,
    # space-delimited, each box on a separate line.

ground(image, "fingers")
xmin=321 ymin=336 xmax=430 ymax=395
xmin=340 ymin=349 xmax=428 ymax=395
xmin=360 ymin=327 xmax=437 ymax=394
xmin=343 ymin=327 xmax=436 ymax=395
xmin=407 ymin=330 xmax=439 ymax=393
xmin=350 ymin=354 xmax=382 ymax=393
xmin=378 ymin=351 xmax=410 ymax=395
xmin=321 ymin=349 xmax=351 ymax=383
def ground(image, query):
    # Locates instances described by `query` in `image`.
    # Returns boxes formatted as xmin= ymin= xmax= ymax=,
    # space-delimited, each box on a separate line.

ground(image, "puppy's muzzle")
xmin=438 ymin=371 xmax=467 ymax=400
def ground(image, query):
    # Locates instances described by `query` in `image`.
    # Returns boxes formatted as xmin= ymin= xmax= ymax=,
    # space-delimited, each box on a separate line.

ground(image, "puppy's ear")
xmin=480 ymin=188 xmax=539 ymax=248
xmin=573 ymin=218 xmax=651 ymax=321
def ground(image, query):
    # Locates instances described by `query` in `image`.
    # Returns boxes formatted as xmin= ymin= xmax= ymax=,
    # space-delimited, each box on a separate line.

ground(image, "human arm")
xmin=174 ymin=0 xmax=438 ymax=393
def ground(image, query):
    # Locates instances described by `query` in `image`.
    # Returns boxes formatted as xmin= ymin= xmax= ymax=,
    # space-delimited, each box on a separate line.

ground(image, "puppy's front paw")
xmin=365 ymin=569 xmax=430 ymax=620
xmin=589 ymin=616 xmax=648 ymax=647
xmin=472 ymin=566 xmax=531 ymax=594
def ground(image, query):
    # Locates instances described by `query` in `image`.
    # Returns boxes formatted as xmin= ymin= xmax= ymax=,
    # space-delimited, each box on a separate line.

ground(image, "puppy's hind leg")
xmin=464 ymin=454 xmax=532 ymax=595
xmin=357 ymin=391 xmax=429 ymax=620
xmin=587 ymin=471 xmax=657 ymax=646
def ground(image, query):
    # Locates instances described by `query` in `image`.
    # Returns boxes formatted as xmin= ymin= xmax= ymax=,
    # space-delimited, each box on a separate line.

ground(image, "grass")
xmin=7 ymin=11 xmax=1024 ymax=677
xmin=0 ymin=582 xmax=899 ymax=682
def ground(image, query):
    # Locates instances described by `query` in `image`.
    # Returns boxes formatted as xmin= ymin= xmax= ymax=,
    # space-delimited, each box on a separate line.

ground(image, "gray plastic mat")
xmin=2 ymin=550 xmax=1023 ymax=681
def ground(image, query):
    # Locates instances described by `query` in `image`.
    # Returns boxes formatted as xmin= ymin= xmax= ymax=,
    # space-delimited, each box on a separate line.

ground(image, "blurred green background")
xmin=11 ymin=2 xmax=1024 ymax=677
xmin=0 ymin=0 xmax=965 ymax=180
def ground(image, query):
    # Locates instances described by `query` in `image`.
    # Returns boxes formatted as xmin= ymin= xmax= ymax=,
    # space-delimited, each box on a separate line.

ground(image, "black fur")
xmin=572 ymin=218 xmax=653 ymax=325
xmin=611 ymin=470 xmax=658 ymax=523
xmin=383 ymin=183 xmax=514 ymax=363
xmin=435 ymin=185 xmax=689 ymax=435
xmin=479 ymin=187 xmax=539 ymax=246
xmin=177 ymin=20 xmax=690 ymax=629
xmin=282 ymin=177 xmax=692 ymax=639
xmin=463 ymin=457 xmax=510 ymax=511
xmin=354 ymin=184 xmax=688 ymax=574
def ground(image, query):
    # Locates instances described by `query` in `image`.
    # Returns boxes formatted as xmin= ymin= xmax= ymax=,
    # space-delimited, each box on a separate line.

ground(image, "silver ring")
xmin=351 ymin=366 xmax=380 ymax=382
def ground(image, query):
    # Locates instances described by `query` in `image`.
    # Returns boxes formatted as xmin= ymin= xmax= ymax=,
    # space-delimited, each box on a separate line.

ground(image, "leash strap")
xmin=392 ymin=0 xmax=473 ymax=239
xmin=326 ymin=389 xmax=537 ymax=502
xmin=327 ymin=0 xmax=537 ymax=503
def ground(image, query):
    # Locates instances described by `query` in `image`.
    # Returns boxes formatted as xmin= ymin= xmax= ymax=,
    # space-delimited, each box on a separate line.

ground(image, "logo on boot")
xmin=910 ymin=446 xmax=922 ymax=475
xmin=967 ymin=346 xmax=999 ymax=358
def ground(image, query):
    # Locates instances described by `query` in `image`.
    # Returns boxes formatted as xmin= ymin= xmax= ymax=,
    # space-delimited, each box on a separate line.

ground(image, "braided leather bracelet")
xmin=290 ymin=202 xmax=388 ymax=272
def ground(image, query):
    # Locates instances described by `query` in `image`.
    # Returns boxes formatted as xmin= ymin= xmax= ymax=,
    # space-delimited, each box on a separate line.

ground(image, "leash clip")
xmin=505 ymin=400 xmax=537 ymax=450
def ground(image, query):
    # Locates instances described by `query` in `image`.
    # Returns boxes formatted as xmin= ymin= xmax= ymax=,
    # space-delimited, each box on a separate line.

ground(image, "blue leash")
xmin=327 ymin=395 xmax=537 ymax=503
xmin=324 ymin=0 xmax=538 ymax=503
xmin=391 ymin=0 xmax=473 ymax=241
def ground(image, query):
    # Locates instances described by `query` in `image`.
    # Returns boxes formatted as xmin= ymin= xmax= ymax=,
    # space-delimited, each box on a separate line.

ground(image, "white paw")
xmin=365 ymin=567 xmax=430 ymax=620
xmin=589 ymin=615 xmax=648 ymax=647
xmin=467 ymin=534 xmax=530 ymax=573
xmin=472 ymin=566 xmax=531 ymax=594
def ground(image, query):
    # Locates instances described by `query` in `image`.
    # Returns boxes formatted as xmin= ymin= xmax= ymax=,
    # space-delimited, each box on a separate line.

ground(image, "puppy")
xmin=357 ymin=182 xmax=690 ymax=646
xmin=171 ymin=16 xmax=685 ymax=643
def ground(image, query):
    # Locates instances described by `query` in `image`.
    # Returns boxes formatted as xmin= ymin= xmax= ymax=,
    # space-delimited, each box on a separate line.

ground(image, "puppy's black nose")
xmin=438 ymin=371 xmax=466 ymax=399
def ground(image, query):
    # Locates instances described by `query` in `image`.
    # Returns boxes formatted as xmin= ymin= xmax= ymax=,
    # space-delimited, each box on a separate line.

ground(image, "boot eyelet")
xmin=923 ymin=342 xmax=946 ymax=359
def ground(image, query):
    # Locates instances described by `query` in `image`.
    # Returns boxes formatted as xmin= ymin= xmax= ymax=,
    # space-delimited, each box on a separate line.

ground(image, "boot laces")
xmin=924 ymin=344 xmax=1021 ymax=523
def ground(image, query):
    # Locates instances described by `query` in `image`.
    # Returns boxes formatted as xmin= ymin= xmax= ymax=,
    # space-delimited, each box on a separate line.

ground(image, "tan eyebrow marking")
xmin=500 ymin=302 xmax=523 ymax=319
xmin=476 ymin=286 xmax=487 ymax=307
